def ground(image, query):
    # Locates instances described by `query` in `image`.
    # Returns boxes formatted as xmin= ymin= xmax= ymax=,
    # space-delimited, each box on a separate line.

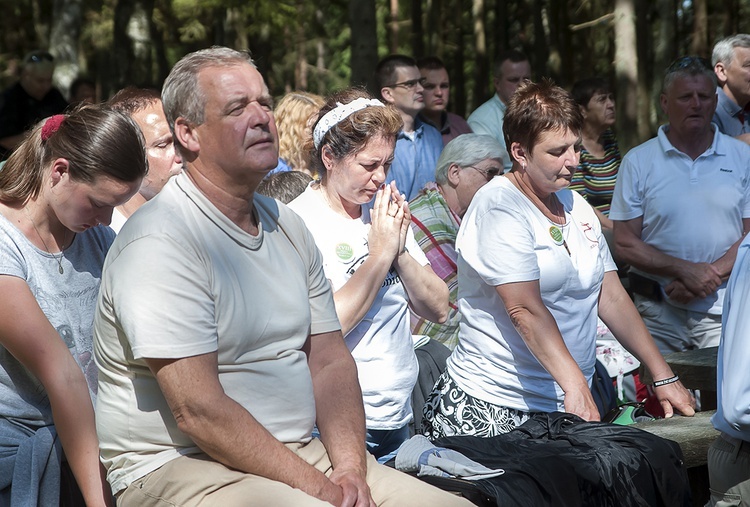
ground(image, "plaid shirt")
xmin=408 ymin=184 xmax=461 ymax=349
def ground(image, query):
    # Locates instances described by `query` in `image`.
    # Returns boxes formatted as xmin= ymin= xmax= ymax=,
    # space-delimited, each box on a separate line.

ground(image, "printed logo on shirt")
xmin=382 ymin=268 xmax=402 ymax=288
xmin=335 ymin=243 xmax=354 ymax=261
xmin=720 ymin=168 xmax=733 ymax=173
xmin=581 ymin=222 xmax=599 ymax=247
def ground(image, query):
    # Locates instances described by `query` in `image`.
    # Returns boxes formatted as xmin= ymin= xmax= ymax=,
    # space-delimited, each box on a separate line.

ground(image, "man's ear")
xmin=714 ymin=62 xmax=728 ymax=86
xmin=446 ymin=163 xmax=462 ymax=187
xmin=660 ymin=93 xmax=668 ymax=116
xmin=493 ymin=76 xmax=502 ymax=95
xmin=380 ymin=87 xmax=395 ymax=105
xmin=174 ymin=117 xmax=199 ymax=154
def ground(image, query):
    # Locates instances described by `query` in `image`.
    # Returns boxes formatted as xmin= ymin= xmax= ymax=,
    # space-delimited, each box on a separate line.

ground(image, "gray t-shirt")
xmin=0 ymin=213 xmax=114 ymax=427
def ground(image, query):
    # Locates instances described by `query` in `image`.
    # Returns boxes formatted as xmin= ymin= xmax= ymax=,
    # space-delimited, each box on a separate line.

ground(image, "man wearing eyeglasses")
xmin=375 ymin=54 xmax=443 ymax=200
xmin=416 ymin=56 xmax=472 ymax=146
xmin=0 ymin=50 xmax=68 ymax=160
xmin=467 ymin=50 xmax=531 ymax=173
xmin=611 ymin=56 xmax=750 ymax=356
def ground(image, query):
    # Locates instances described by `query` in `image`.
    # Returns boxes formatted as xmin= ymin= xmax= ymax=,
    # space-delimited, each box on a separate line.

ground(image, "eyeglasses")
xmin=24 ymin=51 xmax=54 ymax=64
xmin=666 ymin=56 xmax=712 ymax=74
xmin=385 ymin=77 xmax=427 ymax=90
xmin=466 ymin=165 xmax=502 ymax=180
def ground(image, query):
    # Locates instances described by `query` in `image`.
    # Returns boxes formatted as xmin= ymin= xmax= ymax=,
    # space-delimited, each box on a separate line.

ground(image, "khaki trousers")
xmin=633 ymin=294 xmax=721 ymax=356
xmin=118 ymin=438 xmax=474 ymax=507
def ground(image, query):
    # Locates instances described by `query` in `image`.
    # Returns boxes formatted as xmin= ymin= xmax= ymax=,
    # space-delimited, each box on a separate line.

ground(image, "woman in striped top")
xmin=570 ymin=78 xmax=621 ymax=231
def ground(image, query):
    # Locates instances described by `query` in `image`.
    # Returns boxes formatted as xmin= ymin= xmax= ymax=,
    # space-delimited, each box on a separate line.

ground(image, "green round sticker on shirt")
xmin=335 ymin=243 xmax=354 ymax=261
xmin=549 ymin=226 xmax=564 ymax=246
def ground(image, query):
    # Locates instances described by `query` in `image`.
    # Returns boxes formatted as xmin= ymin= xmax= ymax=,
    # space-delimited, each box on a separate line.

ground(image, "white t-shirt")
xmin=95 ymin=174 xmax=341 ymax=493
xmin=289 ymin=186 xmax=425 ymax=429
xmin=449 ymin=176 xmax=617 ymax=413
xmin=610 ymin=125 xmax=750 ymax=314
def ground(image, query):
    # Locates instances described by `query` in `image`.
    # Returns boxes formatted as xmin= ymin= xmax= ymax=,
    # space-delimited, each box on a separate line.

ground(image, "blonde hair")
xmin=275 ymin=91 xmax=325 ymax=178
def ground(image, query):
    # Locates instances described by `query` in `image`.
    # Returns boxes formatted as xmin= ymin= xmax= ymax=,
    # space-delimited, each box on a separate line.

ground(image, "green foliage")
xmin=1 ymin=0 xmax=750 ymax=140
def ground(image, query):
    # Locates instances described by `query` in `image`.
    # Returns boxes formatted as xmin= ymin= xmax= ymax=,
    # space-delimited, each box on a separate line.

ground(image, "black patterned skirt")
xmin=421 ymin=371 xmax=534 ymax=439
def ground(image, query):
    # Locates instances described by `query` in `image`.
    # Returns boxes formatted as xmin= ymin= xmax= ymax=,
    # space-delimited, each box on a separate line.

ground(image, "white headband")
xmin=313 ymin=98 xmax=385 ymax=149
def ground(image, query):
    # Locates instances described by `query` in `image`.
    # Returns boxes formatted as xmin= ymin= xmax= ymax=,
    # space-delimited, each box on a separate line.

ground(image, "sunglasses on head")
xmin=24 ymin=51 xmax=54 ymax=65
xmin=666 ymin=56 xmax=711 ymax=73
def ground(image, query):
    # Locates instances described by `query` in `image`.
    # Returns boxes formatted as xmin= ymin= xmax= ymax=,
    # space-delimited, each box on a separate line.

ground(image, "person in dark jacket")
xmin=0 ymin=50 xmax=68 ymax=160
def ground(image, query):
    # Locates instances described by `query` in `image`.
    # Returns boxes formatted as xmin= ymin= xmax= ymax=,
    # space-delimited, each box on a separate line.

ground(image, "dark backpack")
xmin=590 ymin=359 xmax=618 ymax=418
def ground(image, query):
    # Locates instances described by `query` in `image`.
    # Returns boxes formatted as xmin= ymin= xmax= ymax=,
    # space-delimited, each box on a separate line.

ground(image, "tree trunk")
xmin=722 ymin=0 xmax=738 ymax=35
xmin=494 ymin=0 xmax=509 ymax=53
xmin=425 ymin=0 xmax=442 ymax=56
xmin=652 ymin=0 xmax=677 ymax=129
xmin=532 ymin=0 xmax=547 ymax=79
xmin=350 ymin=0 xmax=379 ymax=90
xmin=636 ymin=0 xmax=652 ymax=141
xmin=314 ymin=7 xmax=326 ymax=95
xmin=50 ymin=0 xmax=83 ymax=98
xmin=128 ymin=1 xmax=153 ymax=86
xmin=295 ymin=0 xmax=307 ymax=90
xmin=452 ymin=0 xmax=467 ymax=116
xmin=614 ymin=0 xmax=639 ymax=152
xmin=388 ymin=0 xmax=399 ymax=53
xmin=411 ymin=0 xmax=424 ymax=57
xmin=112 ymin=0 xmax=135 ymax=91
xmin=548 ymin=0 xmax=572 ymax=86
xmin=472 ymin=0 xmax=488 ymax=110
xmin=690 ymin=0 xmax=708 ymax=56
xmin=31 ymin=0 xmax=50 ymax=48
xmin=150 ymin=0 xmax=169 ymax=86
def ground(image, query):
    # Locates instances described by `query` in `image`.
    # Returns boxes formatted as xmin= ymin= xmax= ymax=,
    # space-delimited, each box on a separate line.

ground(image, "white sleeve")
xmin=406 ymin=225 xmax=429 ymax=267
xmin=108 ymin=234 xmax=217 ymax=360
xmin=609 ymin=151 xmax=644 ymax=222
xmin=459 ymin=203 xmax=539 ymax=287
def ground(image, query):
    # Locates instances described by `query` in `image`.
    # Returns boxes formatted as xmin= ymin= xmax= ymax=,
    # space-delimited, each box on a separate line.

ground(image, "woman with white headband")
xmin=289 ymin=88 xmax=449 ymax=463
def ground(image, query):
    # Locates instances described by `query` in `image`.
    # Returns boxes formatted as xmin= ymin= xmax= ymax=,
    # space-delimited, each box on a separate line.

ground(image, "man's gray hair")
xmin=712 ymin=34 xmax=750 ymax=67
xmin=162 ymin=46 xmax=255 ymax=135
xmin=663 ymin=56 xmax=717 ymax=94
xmin=434 ymin=134 xmax=506 ymax=185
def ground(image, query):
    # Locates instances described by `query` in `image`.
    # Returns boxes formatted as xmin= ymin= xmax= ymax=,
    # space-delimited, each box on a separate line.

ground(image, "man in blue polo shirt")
xmin=712 ymin=34 xmax=750 ymax=139
xmin=467 ymin=50 xmax=531 ymax=173
xmin=375 ymin=55 xmax=442 ymax=200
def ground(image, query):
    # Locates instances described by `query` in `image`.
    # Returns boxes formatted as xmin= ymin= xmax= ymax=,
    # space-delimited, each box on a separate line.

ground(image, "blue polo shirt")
xmin=386 ymin=118 xmax=442 ymax=200
xmin=713 ymin=86 xmax=750 ymax=137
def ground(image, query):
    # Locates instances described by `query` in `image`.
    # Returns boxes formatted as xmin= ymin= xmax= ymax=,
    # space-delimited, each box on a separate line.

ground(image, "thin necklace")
xmin=24 ymin=207 xmax=66 ymax=274
xmin=509 ymin=173 xmax=571 ymax=256
xmin=509 ymin=172 xmax=566 ymax=224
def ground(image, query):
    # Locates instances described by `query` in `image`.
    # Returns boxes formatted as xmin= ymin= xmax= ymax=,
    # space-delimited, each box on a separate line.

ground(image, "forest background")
xmin=1 ymin=0 xmax=748 ymax=151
